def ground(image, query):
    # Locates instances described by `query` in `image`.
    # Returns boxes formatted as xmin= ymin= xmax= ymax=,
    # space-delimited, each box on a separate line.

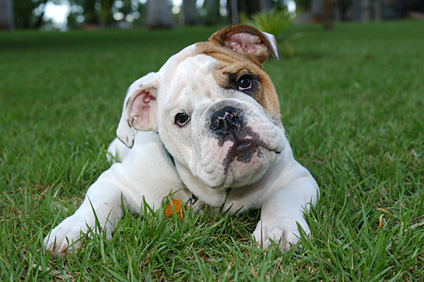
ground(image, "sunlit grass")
xmin=1 ymin=21 xmax=423 ymax=280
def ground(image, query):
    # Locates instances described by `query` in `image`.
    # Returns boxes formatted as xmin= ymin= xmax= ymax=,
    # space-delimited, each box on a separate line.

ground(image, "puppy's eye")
xmin=175 ymin=113 xmax=191 ymax=127
xmin=237 ymin=75 xmax=253 ymax=91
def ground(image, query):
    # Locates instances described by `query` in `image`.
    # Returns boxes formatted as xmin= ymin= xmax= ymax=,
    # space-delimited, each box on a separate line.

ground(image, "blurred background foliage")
xmin=1 ymin=0 xmax=424 ymax=31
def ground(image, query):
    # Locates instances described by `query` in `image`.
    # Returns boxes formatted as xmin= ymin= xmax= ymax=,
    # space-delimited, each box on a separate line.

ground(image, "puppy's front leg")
xmin=44 ymin=168 xmax=125 ymax=256
xmin=253 ymin=173 xmax=318 ymax=253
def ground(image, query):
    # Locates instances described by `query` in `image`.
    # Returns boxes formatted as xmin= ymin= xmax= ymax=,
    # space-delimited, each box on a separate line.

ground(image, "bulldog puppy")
xmin=44 ymin=25 xmax=319 ymax=255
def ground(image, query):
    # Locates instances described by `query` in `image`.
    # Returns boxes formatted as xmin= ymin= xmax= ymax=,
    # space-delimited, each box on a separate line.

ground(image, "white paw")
xmin=44 ymin=215 xmax=106 ymax=257
xmin=252 ymin=216 xmax=310 ymax=253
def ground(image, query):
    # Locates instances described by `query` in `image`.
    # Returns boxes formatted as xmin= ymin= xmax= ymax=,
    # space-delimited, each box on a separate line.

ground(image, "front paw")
xmin=44 ymin=215 xmax=96 ymax=257
xmin=252 ymin=216 xmax=310 ymax=253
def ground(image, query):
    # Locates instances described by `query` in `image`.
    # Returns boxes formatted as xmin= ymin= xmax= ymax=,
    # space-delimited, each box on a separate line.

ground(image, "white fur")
xmin=44 ymin=30 xmax=319 ymax=255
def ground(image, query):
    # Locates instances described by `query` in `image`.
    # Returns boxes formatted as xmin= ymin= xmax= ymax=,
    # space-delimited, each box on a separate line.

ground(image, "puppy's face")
xmin=157 ymin=50 xmax=285 ymax=189
xmin=117 ymin=25 xmax=285 ymax=189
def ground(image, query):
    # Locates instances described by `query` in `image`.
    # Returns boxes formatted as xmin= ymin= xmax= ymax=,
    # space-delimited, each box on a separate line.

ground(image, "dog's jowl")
xmin=44 ymin=25 xmax=319 ymax=256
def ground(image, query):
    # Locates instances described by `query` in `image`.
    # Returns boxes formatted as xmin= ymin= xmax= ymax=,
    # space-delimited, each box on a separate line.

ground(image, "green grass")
xmin=1 ymin=21 xmax=423 ymax=281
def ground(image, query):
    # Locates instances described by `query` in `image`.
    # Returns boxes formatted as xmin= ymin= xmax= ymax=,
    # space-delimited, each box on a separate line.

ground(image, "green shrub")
xmin=248 ymin=9 xmax=295 ymax=40
xmin=244 ymin=9 xmax=297 ymax=56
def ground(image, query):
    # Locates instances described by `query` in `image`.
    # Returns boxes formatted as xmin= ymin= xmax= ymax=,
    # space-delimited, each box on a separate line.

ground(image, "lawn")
xmin=0 ymin=21 xmax=423 ymax=281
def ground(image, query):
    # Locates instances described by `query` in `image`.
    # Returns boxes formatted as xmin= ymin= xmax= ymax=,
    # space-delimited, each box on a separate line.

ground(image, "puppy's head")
xmin=117 ymin=25 xmax=285 ymax=189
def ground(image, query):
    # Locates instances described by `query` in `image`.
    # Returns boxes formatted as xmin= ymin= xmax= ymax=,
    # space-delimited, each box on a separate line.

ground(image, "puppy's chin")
xmin=197 ymin=147 xmax=280 ymax=189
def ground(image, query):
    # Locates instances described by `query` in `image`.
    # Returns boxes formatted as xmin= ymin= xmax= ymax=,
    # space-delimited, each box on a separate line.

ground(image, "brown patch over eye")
xmin=224 ymin=69 xmax=261 ymax=97
xmin=210 ymin=58 xmax=281 ymax=120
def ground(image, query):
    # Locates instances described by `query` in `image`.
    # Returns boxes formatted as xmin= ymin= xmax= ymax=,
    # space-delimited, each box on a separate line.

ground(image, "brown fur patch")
xmin=195 ymin=41 xmax=281 ymax=120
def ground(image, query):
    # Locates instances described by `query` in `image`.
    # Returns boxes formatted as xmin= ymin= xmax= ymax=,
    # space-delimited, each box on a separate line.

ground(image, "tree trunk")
xmin=323 ymin=0 xmax=334 ymax=29
xmin=361 ymin=0 xmax=371 ymax=22
xmin=83 ymin=0 xmax=99 ymax=25
xmin=230 ymin=0 xmax=238 ymax=24
xmin=146 ymin=0 xmax=173 ymax=29
xmin=239 ymin=0 xmax=260 ymax=17
xmin=311 ymin=0 xmax=323 ymax=22
xmin=352 ymin=0 xmax=361 ymax=21
xmin=181 ymin=0 xmax=200 ymax=26
xmin=0 ymin=0 xmax=14 ymax=29
xmin=100 ymin=0 xmax=115 ymax=25
xmin=203 ymin=0 xmax=220 ymax=25
xmin=374 ymin=0 xmax=383 ymax=21
xmin=259 ymin=0 xmax=272 ymax=12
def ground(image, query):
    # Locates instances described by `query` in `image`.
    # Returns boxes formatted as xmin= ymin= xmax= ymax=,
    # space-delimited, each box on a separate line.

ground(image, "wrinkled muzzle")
xmin=195 ymin=100 xmax=285 ymax=189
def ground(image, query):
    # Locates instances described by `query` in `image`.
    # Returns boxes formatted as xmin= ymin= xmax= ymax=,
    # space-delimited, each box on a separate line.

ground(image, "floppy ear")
xmin=117 ymin=72 xmax=160 ymax=148
xmin=209 ymin=24 xmax=279 ymax=64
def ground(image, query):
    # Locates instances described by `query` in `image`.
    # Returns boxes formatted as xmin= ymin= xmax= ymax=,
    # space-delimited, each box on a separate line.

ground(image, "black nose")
xmin=210 ymin=106 xmax=243 ymax=135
